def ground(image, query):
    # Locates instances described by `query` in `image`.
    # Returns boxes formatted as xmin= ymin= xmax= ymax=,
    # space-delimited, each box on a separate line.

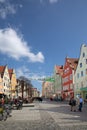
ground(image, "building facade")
xmin=8 ymin=69 xmax=17 ymax=98
xmin=62 ymin=58 xmax=78 ymax=100
xmin=74 ymin=44 xmax=87 ymax=100
xmin=0 ymin=65 xmax=10 ymax=97
xmin=42 ymin=81 xmax=54 ymax=98
xmin=53 ymin=65 xmax=63 ymax=100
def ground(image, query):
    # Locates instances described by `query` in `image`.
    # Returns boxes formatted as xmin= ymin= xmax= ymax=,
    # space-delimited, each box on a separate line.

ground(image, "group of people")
xmin=69 ymin=95 xmax=83 ymax=112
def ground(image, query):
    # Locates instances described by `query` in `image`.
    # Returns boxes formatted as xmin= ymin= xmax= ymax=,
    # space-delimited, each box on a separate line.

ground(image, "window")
xmin=80 ymin=63 xmax=82 ymax=68
xmin=83 ymin=52 xmax=85 ymax=57
xmin=86 ymin=69 xmax=87 ymax=74
xmin=86 ymin=59 xmax=87 ymax=64
xmin=77 ymin=73 xmax=79 ymax=78
xmin=81 ymin=71 xmax=83 ymax=77
xmin=70 ymin=74 xmax=72 ymax=80
xmin=85 ymin=94 xmax=87 ymax=99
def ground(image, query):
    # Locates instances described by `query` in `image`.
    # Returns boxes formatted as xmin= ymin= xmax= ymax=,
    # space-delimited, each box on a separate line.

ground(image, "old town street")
xmin=0 ymin=100 xmax=87 ymax=130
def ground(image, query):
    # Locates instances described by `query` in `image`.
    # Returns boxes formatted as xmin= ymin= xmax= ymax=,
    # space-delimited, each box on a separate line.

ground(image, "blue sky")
xmin=0 ymin=0 xmax=87 ymax=92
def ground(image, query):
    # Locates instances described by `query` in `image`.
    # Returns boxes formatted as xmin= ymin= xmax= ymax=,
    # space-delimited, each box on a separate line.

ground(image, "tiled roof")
xmin=55 ymin=65 xmax=63 ymax=75
xmin=0 ymin=66 xmax=6 ymax=78
xmin=66 ymin=58 xmax=79 ymax=71
xmin=0 ymin=66 xmax=6 ymax=73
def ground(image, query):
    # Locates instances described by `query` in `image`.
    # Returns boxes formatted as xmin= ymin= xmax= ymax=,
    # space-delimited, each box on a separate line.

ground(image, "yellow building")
xmin=8 ymin=69 xmax=17 ymax=98
xmin=42 ymin=81 xmax=54 ymax=98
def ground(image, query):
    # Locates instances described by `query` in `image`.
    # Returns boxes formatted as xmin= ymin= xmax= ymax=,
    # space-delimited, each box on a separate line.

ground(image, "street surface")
xmin=0 ymin=100 xmax=87 ymax=130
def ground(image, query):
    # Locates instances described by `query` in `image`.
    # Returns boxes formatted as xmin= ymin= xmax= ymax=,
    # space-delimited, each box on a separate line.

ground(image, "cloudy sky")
xmin=0 ymin=0 xmax=87 ymax=92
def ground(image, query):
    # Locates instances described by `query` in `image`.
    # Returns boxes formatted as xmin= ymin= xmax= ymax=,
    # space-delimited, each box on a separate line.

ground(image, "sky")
xmin=0 ymin=0 xmax=87 ymax=92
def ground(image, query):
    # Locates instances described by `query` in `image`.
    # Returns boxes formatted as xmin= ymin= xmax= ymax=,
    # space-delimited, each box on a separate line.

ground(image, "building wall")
xmin=62 ymin=60 xmax=74 ymax=100
xmin=42 ymin=81 xmax=54 ymax=98
xmin=74 ymin=44 xmax=87 ymax=99
xmin=0 ymin=74 xmax=3 ymax=94
xmin=10 ymin=70 xmax=17 ymax=97
xmin=53 ymin=67 xmax=62 ymax=99
xmin=3 ymin=66 xmax=10 ymax=97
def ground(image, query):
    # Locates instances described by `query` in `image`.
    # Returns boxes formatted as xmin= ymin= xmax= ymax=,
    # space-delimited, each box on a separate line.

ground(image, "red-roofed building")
xmin=62 ymin=57 xmax=78 ymax=100
xmin=0 ymin=65 xmax=10 ymax=97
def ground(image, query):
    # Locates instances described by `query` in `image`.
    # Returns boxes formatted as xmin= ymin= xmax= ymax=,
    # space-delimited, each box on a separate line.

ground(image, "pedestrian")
xmin=1 ymin=98 xmax=4 ymax=105
xmin=69 ymin=97 xmax=76 ymax=112
xmin=78 ymin=95 xmax=83 ymax=112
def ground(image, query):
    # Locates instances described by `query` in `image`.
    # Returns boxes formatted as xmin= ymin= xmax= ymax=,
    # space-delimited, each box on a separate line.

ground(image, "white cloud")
xmin=0 ymin=0 xmax=22 ymax=19
xmin=40 ymin=0 xmax=58 ymax=4
xmin=19 ymin=4 xmax=23 ymax=8
xmin=16 ymin=66 xmax=30 ymax=78
xmin=0 ymin=0 xmax=5 ymax=3
xmin=16 ymin=66 xmax=46 ymax=81
xmin=49 ymin=0 xmax=58 ymax=3
xmin=40 ymin=0 xmax=43 ymax=3
xmin=0 ymin=28 xmax=44 ymax=63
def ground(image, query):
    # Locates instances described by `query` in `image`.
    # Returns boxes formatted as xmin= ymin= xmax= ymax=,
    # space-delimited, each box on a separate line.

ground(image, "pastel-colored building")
xmin=74 ymin=44 xmax=87 ymax=100
xmin=42 ymin=81 xmax=54 ymax=98
xmin=8 ymin=69 xmax=17 ymax=98
xmin=32 ymin=88 xmax=40 ymax=97
xmin=62 ymin=57 xmax=78 ymax=100
xmin=0 ymin=65 xmax=10 ymax=97
xmin=53 ymin=65 xmax=63 ymax=99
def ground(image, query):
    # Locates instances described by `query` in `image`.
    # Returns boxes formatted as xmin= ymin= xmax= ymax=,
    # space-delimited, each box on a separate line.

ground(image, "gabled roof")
xmin=55 ymin=65 xmax=63 ymax=75
xmin=66 ymin=58 xmax=79 ymax=71
xmin=8 ymin=69 xmax=13 ymax=80
xmin=0 ymin=65 xmax=6 ymax=78
xmin=0 ymin=66 xmax=5 ymax=73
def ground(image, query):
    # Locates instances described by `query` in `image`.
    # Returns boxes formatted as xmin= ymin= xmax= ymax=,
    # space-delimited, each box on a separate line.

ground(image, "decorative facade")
xmin=8 ymin=69 xmax=17 ymax=98
xmin=42 ymin=81 xmax=54 ymax=98
xmin=62 ymin=57 xmax=78 ymax=100
xmin=74 ymin=44 xmax=87 ymax=100
xmin=53 ymin=65 xmax=63 ymax=99
xmin=0 ymin=65 xmax=10 ymax=97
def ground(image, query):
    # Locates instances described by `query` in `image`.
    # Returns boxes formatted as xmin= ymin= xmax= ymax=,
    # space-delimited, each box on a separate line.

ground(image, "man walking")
xmin=69 ymin=97 xmax=76 ymax=112
xmin=78 ymin=95 xmax=83 ymax=112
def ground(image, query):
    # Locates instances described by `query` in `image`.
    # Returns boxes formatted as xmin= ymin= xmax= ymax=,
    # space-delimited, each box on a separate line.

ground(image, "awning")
xmin=80 ymin=87 xmax=87 ymax=91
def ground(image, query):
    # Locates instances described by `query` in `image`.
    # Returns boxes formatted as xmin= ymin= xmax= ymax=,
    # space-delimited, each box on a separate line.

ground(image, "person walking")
xmin=69 ymin=97 xmax=76 ymax=112
xmin=78 ymin=95 xmax=83 ymax=112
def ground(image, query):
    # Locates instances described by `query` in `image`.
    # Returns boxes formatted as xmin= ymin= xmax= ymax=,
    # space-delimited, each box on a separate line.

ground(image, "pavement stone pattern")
xmin=0 ymin=101 xmax=87 ymax=130
xmin=40 ymin=101 xmax=87 ymax=130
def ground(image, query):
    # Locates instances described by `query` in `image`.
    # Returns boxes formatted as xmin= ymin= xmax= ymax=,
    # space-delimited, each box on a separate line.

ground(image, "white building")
xmin=74 ymin=44 xmax=87 ymax=100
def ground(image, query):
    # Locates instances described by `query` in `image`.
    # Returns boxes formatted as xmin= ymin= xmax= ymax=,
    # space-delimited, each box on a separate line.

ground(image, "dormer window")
xmin=83 ymin=52 xmax=85 ymax=57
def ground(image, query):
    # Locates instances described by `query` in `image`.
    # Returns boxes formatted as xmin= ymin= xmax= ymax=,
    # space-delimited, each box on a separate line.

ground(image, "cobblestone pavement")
xmin=40 ymin=101 xmax=87 ymax=130
xmin=0 ymin=101 xmax=87 ymax=130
